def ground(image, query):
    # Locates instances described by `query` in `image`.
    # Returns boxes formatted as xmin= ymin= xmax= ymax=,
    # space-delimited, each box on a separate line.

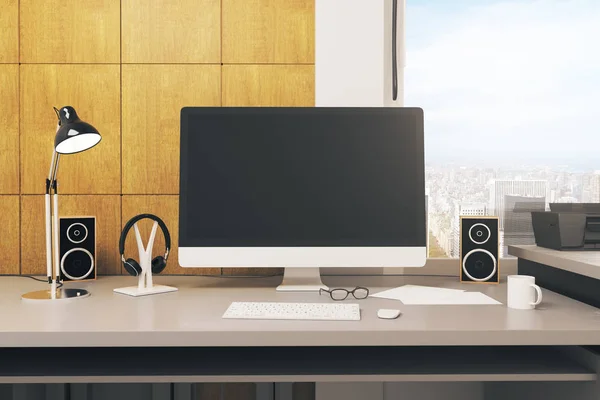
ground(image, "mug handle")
xmin=530 ymin=284 xmax=543 ymax=306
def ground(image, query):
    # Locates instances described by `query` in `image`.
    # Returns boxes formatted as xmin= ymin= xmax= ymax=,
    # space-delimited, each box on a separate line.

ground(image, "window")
xmin=405 ymin=0 xmax=600 ymax=258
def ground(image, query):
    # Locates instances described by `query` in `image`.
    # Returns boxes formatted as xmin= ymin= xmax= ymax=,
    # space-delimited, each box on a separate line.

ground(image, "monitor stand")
xmin=276 ymin=267 xmax=328 ymax=292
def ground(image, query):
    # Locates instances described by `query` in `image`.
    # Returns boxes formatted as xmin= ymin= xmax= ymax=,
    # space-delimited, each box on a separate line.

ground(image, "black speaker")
xmin=460 ymin=216 xmax=499 ymax=284
xmin=59 ymin=216 xmax=96 ymax=281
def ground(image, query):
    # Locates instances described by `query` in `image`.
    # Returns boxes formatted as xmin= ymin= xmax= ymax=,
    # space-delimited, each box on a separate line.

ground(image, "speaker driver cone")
xmin=67 ymin=222 xmax=88 ymax=244
xmin=469 ymin=223 xmax=491 ymax=245
xmin=462 ymin=249 xmax=496 ymax=282
xmin=60 ymin=248 xmax=94 ymax=280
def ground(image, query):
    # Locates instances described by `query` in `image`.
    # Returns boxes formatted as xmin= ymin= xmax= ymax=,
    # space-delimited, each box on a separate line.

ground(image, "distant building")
xmin=556 ymin=196 xmax=579 ymax=203
xmin=452 ymin=203 xmax=487 ymax=257
xmin=488 ymin=180 xmax=547 ymax=230
xmin=589 ymin=172 xmax=600 ymax=203
xmin=502 ymin=195 xmax=546 ymax=254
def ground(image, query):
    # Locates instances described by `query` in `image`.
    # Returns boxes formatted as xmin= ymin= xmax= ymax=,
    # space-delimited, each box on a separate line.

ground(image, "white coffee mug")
xmin=507 ymin=275 xmax=543 ymax=310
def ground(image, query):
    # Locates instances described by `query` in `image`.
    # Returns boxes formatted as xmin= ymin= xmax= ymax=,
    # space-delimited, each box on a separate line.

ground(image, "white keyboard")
xmin=222 ymin=302 xmax=361 ymax=321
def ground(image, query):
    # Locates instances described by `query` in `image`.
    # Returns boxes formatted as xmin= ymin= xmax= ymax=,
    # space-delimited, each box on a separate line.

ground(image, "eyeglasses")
xmin=319 ymin=286 xmax=369 ymax=301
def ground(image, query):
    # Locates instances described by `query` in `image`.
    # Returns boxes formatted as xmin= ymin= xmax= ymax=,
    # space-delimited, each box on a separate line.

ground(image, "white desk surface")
xmin=509 ymin=245 xmax=600 ymax=279
xmin=2 ymin=274 xmax=600 ymax=347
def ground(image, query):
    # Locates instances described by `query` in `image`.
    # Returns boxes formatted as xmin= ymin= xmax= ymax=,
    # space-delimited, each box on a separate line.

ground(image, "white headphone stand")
xmin=114 ymin=221 xmax=178 ymax=297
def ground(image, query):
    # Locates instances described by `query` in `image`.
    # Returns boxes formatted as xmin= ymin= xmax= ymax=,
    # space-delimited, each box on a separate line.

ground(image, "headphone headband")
xmin=119 ymin=214 xmax=171 ymax=260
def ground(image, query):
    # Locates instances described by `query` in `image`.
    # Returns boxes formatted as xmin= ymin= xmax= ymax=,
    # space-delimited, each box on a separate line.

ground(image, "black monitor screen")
xmin=180 ymin=107 xmax=425 ymax=247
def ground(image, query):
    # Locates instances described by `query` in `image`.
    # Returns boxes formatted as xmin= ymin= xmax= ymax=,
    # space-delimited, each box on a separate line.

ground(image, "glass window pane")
xmin=407 ymin=0 xmax=600 ymax=258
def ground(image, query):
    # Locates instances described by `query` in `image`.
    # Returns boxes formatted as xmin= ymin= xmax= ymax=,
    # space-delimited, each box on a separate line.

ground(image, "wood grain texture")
xmin=222 ymin=65 xmax=315 ymax=106
xmin=122 ymin=65 xmax=221 ymax=194
xmin=0 ymin=0 xmax=18 ymax=62
xmin=0 ymin=65 xmax=19 ymax=194
xmin=20 ymin=195 xmax=121 ymax=275
xmin=0 ymin=196 xmax=20 ymax=274
xmin=121 ymin=196 xmax=220 ymax=275
xmin=122 ymin=0 xmax=220 ymax=63
xmin=222 ymin=0 xmax=314 ymax=63
xmin=20 ymin=0 xmax=120 ymax=63
xmin=20 ymin=64 xmax=121 ymax=194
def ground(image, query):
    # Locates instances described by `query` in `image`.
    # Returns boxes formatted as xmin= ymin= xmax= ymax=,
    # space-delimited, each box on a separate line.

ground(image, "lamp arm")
xmin=46 ymin=150 xmax=57 ymax=193
xmin=45 ymin=150 xmax=58 ymax=284
xmin=45 ymin=149 xmax=62 ymax=287
xmin=51 ymin=154 xmax=60 ymax=284
xmin=51 ymin=154 xmax=60 ymax=192
xmin=53 ymin=193 xmax=60 ymax=284
xmin=44 ymin=194 xmax=52 ymax=283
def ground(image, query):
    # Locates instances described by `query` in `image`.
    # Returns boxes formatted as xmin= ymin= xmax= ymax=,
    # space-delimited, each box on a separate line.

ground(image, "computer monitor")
xmin=179 ymin=107 xmax=426 ymax=291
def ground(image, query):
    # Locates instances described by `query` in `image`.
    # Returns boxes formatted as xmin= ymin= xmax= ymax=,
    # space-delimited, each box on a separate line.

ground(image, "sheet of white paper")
xmin=399 ymin=291 xmax=502 ymax=305
xmin=370 ymin=285 xmax=465 ymax=302
xmin=370 ymin=285 xmax=502 ymax=305
xmin=399 ymin=284 xmax=465 ymax=293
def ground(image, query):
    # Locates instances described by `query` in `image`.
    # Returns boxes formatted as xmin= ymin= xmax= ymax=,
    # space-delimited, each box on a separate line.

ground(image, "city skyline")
xmin=425 ymin=164 xmax=600 ymax=258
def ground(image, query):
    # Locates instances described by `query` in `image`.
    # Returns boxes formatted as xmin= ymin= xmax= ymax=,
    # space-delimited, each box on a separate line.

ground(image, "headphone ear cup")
xmin=151 ymin=256 xmax=167 ymax=274
xmin=124 ymin=258 xmax=142 ymax=276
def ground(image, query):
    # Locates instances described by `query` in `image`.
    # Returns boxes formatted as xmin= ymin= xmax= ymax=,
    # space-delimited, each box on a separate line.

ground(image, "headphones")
xmin=119 ymin=214 xmax=171 ymax=276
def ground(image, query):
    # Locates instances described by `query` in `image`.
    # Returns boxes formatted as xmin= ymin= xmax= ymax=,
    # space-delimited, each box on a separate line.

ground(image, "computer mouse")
xmin=377 ymin=309 xmax=401 ymax=319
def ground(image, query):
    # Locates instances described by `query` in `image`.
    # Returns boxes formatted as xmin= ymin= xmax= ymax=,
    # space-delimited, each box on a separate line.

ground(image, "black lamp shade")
xmin=54 ymin=106 xmax=102 ymax=154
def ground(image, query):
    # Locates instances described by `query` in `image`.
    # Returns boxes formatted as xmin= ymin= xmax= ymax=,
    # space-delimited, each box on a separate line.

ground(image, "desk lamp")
xmin=22 ymin=106 xmax=101 ymax=301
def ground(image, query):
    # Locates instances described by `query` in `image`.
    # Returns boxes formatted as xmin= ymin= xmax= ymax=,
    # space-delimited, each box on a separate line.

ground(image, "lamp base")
xmin=21 ymin=288 xmax=90 ymax=301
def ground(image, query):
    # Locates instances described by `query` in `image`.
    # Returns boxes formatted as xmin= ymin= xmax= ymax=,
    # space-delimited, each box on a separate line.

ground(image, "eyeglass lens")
xmin=352 ymin=287 xmax=369 ymax=299
xmin=330 ymin=289 xmax=349 ymax=300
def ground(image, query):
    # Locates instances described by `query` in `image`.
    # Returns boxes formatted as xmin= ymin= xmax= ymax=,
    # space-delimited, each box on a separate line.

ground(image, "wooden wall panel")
xmin=122 ymin=65 xmax=221 ymax=195
xmin=0 ymin=0 xmax=18 ymax=62
xmin=20 ymin=0 xmax=120 ymax=63
xmin=0 ymin=196 xmax=20 ymax=275
xmin=222 ymin=0 xmax=314 ymax=64
xmin=20 ymin=64 xmax=121 ymax=195
xmin=20 ymin=195 xmax=121 ymax=276
xmin=121 ymin=196 xmax=220 ymax=275
xmin=0 ymin=65 xmax=19 ymax=194
xmin=223 ymin=65 xmax=315 ymax=106
xmin=3 ymin=0 xmax=316 ymax=276
xmin=122 ymin=0 xmax=220 ymax=63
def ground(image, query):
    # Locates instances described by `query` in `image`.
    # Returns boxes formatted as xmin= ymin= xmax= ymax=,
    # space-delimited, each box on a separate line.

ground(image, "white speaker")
xmin=315 ymin=0 xmax=405 ymax=107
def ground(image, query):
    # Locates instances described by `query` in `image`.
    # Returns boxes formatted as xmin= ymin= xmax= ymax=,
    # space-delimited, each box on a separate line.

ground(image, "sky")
xmin=404 ymin=0 xmax=600 ymax=167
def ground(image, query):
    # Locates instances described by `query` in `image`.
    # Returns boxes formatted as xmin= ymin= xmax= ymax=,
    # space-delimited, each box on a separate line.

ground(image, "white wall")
xmin=315 ymin=0 xmax=405 ymax=107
